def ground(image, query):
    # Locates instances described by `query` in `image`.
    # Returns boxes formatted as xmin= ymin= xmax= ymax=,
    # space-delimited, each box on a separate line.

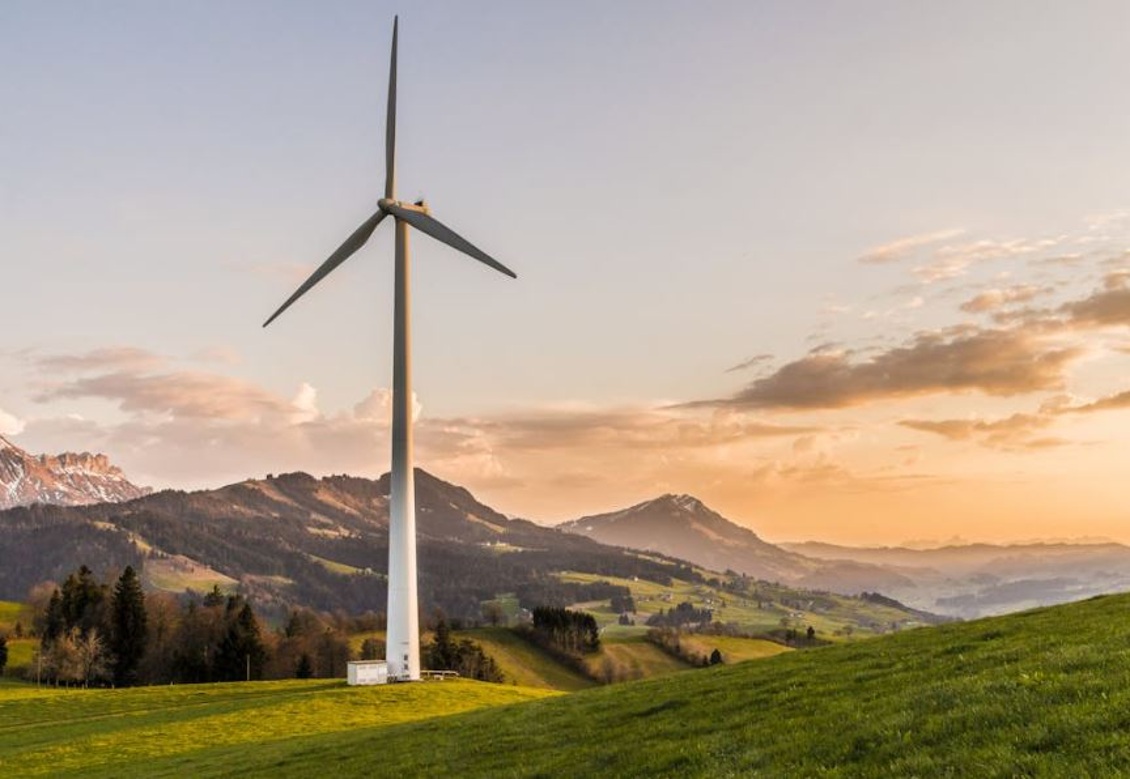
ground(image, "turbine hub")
xmin=380 ymin=198 xmax=432 ymax=216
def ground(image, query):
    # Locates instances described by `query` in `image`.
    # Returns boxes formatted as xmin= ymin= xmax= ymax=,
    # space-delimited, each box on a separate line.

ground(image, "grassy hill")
xmin=462 ymin=627 xmax=595 ymax=691
xmin=7 ymin=593 xmax=1130 ymax=775
xmin=0 ymin=679 xmax=555 ymax=777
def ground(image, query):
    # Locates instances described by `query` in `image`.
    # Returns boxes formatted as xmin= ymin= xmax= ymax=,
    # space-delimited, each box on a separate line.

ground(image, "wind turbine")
xmin=263 ymin=16 xmax=517 ymax=682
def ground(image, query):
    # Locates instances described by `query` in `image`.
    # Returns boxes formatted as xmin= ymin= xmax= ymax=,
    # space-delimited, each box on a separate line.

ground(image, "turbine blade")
xmin=384 ymin=16 xmax=398 ymax=200
xmin=262 ymin=209 xmax=387 ymax=327
xmin=385 ymin=203 xmax=517 ymax=279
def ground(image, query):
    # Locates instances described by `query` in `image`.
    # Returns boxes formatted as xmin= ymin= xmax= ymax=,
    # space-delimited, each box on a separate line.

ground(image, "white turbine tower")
xmin=263 ymin=16 xmax=517 ymax=682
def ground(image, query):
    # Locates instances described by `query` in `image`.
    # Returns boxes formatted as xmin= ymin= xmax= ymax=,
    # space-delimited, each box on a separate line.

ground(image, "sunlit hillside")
xmin=5 ymin=594 xmax=1130 ymax=776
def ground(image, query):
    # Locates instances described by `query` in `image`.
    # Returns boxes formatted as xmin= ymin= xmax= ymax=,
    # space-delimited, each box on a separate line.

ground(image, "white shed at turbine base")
xmin=347 ymin=660 xmax=389 ymax=686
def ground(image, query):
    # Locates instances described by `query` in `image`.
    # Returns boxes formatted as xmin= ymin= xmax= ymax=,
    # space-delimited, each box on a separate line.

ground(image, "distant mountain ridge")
xmin=0 ymin=436 xmax=151 ymax=510
xmin=782 ymin=540 xmax=1130 ymax=617
xmin=559 ymin=494 xmax=914 ymax=594
xmin=0 ymin=468 xmax=704 ymax=618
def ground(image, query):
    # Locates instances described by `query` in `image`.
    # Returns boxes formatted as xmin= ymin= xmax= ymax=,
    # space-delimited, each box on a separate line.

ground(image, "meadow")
xmin=559 ymin=570 xmax=924 ymax=638
xmin=5 ymin=593 xmax=1130 ymax=775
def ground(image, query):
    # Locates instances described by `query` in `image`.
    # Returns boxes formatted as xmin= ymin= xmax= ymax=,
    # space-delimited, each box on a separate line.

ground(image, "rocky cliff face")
xmin=0 ymin=436 xmax=151 ymax=509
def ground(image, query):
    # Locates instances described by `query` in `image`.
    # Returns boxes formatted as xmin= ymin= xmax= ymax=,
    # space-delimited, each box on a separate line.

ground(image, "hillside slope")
xmin=5 ymin=594 xmax=1130 ymax=775
xmin=202 ymin=593 xmax=1130 ymax=775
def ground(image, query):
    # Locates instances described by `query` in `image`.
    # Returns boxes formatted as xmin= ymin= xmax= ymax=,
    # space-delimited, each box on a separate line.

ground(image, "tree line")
xmin=529 ymin=606 xmax=601 ymax=655
xmin=27 ymin=565 xmax=365 ymax=687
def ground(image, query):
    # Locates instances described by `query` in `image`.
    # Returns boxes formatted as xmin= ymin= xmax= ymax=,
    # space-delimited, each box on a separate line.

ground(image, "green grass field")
xmin=0 ymin=679 xmax=556 ymax=777
xmin=678 ymin=634 xmax=791 ymax=664
xmin=0 ymin=600 xmax=28 ymax=631
xmin=581 ymin=631 xmax=693 ymax=681
xmin=462 ymin=627 xmax=595 ymax=691
xmin=9 ymin=593 xmax=1130 ymax=775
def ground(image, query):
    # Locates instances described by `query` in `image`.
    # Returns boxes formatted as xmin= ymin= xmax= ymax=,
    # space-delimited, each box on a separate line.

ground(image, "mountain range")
xmin=0 ymin=436 xmax=150 ymax=510
xmin=0 ymin=468 xmax=704 ymax=620
xmin=558 ymin=492 xmax=1130 ymax=618
xmin=4 ymin=437 xmax=1129 ymax=620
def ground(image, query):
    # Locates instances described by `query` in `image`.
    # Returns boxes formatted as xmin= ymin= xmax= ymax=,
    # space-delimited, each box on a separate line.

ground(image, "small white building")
xmin=347 ymin=660 xmax=389 ymax=686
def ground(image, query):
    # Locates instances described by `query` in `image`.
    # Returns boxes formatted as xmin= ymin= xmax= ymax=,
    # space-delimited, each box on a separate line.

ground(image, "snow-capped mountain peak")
xmin=0 ymin=437 xmax=150 ymax=510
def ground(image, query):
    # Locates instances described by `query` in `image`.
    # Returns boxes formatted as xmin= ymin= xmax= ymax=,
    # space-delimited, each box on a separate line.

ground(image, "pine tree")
xmin=215 ymin=600 xmax=266 ymax=681
xmin=43 ymin=589 xmax=65 ymax=643
xmin=61 ymin=565 xmax=107 ymax=636
xmin=110 ymin=566 xmax=147 ymax=686
xmin=295 ymin=653 xmax=314 ymax=679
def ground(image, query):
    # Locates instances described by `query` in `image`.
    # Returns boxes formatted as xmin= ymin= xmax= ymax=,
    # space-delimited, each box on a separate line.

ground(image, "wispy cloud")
xmin=35 ymin=370 xmax=295 ymax=421
xmin=899 ymin=412 xmax=1056 ymax=450
xmin=856 ymin=228 xmax=965 ymax=265
xmin=725 ymin=353 xmax=773 ymax=373
xmin=36 ymin=347 xmax=167 ymax=374
xmin=912 ymin=237 xmax=1062 ymax=283
xmin=1060 ymin=389 xmax=1130 ymax=414
xmin=959 ymin=284 xmax=1047 ymax=314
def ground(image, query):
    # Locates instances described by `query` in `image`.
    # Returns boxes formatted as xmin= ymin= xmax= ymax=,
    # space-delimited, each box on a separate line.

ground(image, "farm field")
xmin=560 ymin=570 xmax=920 ymax=638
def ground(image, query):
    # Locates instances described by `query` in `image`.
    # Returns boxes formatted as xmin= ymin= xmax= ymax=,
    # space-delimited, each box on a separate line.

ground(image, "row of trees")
xmin=423 ymin=616 xmax=503 ymax=682
xmin=28 ymin=567 xmax=360 ymax=687
xmin=646 ymin=601 xmax=713 ymax=629
xmin=529 ymin=606 xmax=600 ymax=655
xmin=38 ymin=565 xmax=149 ymax=686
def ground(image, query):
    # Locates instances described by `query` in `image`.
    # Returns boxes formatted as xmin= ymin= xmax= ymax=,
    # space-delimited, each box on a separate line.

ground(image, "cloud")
xmin=899 ymin=413 xmax=1054 ymax=450
xmin=290 ymin=383 xmax=320 ymax=424
xmin=1062 ymin=272 xmax=1130 ymax=327
xmin=0 ymin=406 xmax=25 ymax=436
xmin=960 ymin=285 xmax=1046 ymax=314
xmin=457 ymin=406 xmax=817 ymax=453
xmin=353 ymin=388 xmax=422 ymax=423
xmin=22 ymin=349 xmax=830 ymax=515
xmin=912 ymin=236 xmax=1064 ymax=283
xmin=857 ymin=229 xmax=965 ymax=265
xmin=36 ymin=347 xmax=166 ymax=374
xmin=725 ymin=354 xmax=773 ymax=373
xmin=717 ymin=327 xmax=1081 ymax=410
xmin=1060 ymin=390 xmax=1130 ymax=414
xmin=36 ymin=370 xmax=295 ymax=421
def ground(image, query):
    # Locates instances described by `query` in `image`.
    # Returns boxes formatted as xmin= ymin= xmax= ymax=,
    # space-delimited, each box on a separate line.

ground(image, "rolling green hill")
xmin=461 ymin=627 xmax=595 ymax=691
xmin=0 ymin=679 xmax=555 ymax=777
xmin=5 ymin=593 xmax=1130 ymax=775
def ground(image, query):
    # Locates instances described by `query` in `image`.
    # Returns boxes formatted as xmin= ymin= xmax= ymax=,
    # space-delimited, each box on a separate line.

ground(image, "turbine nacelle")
xmin=378 ymin=198 xmax=431 ymax=216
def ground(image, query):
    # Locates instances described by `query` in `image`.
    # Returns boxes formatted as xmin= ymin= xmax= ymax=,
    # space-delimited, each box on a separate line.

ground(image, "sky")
xmin=2 ymin=1 xmax=1129 ymax=545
